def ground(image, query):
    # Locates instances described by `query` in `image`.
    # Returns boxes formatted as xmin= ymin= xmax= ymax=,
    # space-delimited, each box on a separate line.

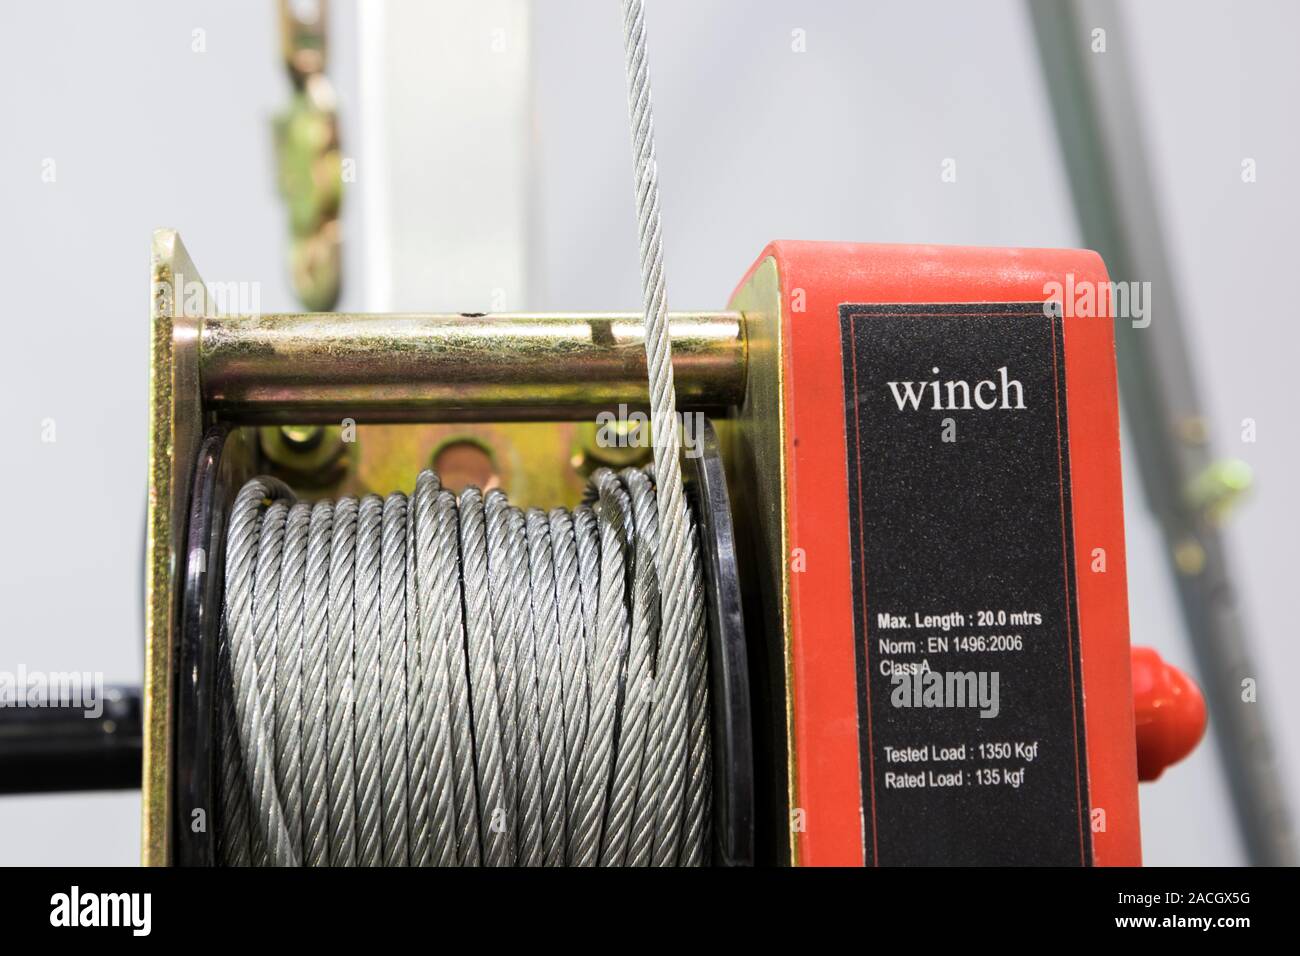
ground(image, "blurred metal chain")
xmin=275 ymin=0 xmax=342 ymax=313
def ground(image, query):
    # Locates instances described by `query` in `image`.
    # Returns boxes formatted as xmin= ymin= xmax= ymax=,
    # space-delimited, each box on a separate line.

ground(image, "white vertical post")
xmin=358 ymin=0 xmax=533 ymax=312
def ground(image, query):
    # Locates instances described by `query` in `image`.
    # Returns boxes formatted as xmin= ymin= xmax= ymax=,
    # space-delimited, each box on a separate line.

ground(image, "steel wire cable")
xmin=619 ymin=0 xmax=701 ymax=866
xmin=217 ymin=467 xmax=711 ymax=866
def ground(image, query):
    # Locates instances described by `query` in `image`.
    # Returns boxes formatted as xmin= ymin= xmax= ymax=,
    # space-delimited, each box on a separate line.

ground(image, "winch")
xmin=141 ymin=228 xmax=1207 ymax=866
xmin=128 ymin=0 xmax=1209 ymax=867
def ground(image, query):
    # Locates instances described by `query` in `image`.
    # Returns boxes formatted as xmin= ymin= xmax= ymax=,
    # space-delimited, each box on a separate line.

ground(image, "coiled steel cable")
xmin=217 ymin=468 xmax=711 ymax=866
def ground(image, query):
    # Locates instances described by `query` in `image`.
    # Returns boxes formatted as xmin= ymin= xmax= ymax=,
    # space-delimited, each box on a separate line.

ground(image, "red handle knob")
xmin=1131 ymin=645 xmax=1207 ymax=782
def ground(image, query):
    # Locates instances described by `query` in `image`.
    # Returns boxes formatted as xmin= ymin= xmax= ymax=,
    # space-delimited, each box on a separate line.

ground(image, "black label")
xmin=840 ymin=303 xmax=1091 ymax=866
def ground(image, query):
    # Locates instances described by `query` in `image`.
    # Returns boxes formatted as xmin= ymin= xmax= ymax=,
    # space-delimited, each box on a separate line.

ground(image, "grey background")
xmin=0 ymin=0 xmax=1295 ymax=865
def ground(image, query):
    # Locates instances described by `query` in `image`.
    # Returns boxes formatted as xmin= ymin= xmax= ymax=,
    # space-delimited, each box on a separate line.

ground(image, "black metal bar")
xmin=0 ymin=686 xmax=142 ymax=794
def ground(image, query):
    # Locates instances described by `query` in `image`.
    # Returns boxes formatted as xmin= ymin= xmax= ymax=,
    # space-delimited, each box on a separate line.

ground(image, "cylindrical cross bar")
xmin=200 ymin=311 xmax=747 ymax=423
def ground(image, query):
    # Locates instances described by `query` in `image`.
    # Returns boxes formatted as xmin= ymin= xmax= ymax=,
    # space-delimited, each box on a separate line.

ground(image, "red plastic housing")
xmin=736 ymin=241 xmax=1142 ymax=866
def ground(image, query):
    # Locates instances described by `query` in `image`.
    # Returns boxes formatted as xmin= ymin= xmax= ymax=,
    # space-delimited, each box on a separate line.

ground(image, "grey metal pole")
xmin=1027 ymin=0 xmax=1296 ymax=865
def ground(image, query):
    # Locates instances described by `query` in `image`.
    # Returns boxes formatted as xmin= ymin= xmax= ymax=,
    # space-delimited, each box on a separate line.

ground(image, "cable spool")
xmin=174 ymin=421 xmax=752 ymax=866
xmin=217 ymin=464 xmax=710 ymax=867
